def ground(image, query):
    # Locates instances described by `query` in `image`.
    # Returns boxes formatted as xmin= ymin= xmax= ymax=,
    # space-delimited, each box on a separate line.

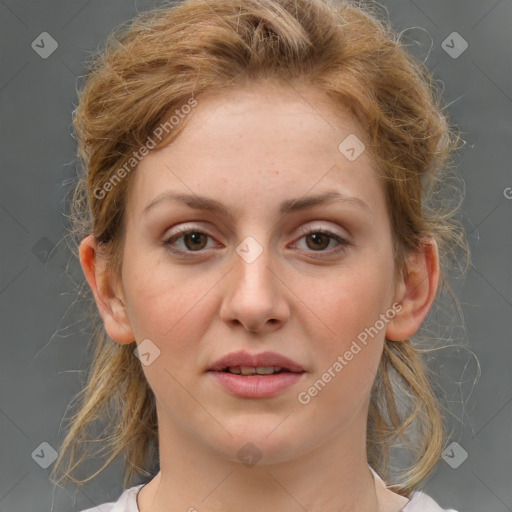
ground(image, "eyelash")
xmin=163 ymin=226 xmax=350 ymax=257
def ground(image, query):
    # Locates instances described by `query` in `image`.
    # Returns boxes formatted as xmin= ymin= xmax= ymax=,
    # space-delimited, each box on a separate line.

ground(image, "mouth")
xmin=207 ymin=350 xmax=306 ymax=374
xmin=208 ymin=368 xmax=305 ymax=398
xmin=206 ymin=351 xmax=306 ymax=398
xmin=214 ymin=366 xmax=301 ymax=376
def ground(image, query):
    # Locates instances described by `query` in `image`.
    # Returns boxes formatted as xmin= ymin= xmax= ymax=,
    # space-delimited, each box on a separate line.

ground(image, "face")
xmin=112 ymin=80 xmax=401 ymax=464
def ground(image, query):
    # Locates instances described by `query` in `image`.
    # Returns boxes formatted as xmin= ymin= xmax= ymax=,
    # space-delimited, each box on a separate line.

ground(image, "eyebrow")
xmin=142 ymin=190 xmax=372 ymax=218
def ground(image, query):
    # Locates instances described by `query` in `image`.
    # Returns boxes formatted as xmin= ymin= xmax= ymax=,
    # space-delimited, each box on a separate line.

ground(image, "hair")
xmin=52 ymin=0 xmax=471 ymax=498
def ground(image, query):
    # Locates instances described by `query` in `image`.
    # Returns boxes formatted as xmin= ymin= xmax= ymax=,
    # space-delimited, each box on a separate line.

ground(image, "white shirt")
xmin=79 ymin=466 xmax=459 ymax=512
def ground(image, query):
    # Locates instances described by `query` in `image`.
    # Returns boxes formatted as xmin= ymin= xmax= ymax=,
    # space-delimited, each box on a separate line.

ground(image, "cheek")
xmin=299 ymin=278 xmax=386 ymax=422
xmin=293 ymin=261 xmax=392 ymax=406
xmin=296 ymin=263 xmax=394 ymax=345
xmin=122 ymin=252 xmax=216 ymax=348
xmin=123 ymin=263 xmax=218 ymax=405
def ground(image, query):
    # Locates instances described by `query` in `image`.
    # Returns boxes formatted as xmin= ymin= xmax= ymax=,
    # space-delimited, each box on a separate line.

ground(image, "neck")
xmin=137 ymin=408 xmax=383 ymax=512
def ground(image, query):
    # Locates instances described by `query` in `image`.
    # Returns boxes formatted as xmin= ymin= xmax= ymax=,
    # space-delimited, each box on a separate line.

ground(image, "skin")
xmin=80 ymin=80 xmax=439 ymax=512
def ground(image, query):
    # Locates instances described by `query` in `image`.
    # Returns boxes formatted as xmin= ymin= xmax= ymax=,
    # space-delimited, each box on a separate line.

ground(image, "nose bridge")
xmin=233 ymin=232 xmax=275 ymax=292
xmin=219 ymin=229 xmax=289 ymax=331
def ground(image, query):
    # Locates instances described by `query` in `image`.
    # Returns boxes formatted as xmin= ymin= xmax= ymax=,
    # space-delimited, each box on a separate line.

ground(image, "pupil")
xmin=307 ymin=233 xmax=328 ymax=250
xmin=185 ymin=232 xmax=206 ymax=250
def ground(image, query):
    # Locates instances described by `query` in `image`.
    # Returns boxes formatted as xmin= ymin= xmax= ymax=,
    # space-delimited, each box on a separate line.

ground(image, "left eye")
xmin=294 ymin=228 xmax=348 ymax=252
xmin=163 ymin=228 xmax=348 ymax=255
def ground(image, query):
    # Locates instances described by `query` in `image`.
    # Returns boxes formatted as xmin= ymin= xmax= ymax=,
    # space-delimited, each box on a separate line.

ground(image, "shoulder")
xmin=403 ymin=490 xmax=459 ymax=512
xmin=78 ymin=484 xmax=145 ymax=512
xmin=369 ymin=465 xmax=459 ymax=512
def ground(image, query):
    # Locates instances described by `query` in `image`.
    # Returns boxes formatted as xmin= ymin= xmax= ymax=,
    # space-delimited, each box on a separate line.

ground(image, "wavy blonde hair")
xmin=52 ymin=0 xmax=470 ymax=498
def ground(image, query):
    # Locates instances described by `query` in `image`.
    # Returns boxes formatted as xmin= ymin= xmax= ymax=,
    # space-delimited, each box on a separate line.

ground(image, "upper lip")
xmin=208 ymin=350 xmax=305 ymax=373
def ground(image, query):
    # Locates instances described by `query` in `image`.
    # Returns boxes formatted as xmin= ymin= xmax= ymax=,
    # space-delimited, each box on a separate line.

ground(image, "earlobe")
xmin=79 ymin=234 xmax=135 ymax=344
xmin=385 ymin=237 xmax=440 ymax=342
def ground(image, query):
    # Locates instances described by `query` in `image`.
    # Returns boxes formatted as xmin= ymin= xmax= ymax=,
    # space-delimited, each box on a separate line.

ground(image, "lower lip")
xmin=208 ymin=371 xmax=305 ymax=398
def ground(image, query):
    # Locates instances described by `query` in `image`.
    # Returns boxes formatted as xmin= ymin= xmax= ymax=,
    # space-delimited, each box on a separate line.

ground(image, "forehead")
xmin=166 ymin=80 xmax=368 ymax=159
xmin=128 ymin=81 xmax=385 ymax=221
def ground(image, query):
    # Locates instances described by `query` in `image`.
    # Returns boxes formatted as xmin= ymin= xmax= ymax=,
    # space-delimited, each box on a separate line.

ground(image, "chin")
xmin=208 ymin=426 xmax=306 ymax=467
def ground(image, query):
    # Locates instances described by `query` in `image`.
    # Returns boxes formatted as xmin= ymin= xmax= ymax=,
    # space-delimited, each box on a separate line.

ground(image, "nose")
xmin=219 ymin=236 xmax=290 ymax=334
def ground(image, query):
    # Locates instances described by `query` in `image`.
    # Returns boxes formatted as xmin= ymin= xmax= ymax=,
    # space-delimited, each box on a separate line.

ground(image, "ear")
xmin=79 ymin=234 xmax=135 ymax=344
xmin=385 ymin=237 xmax=440 ymax=342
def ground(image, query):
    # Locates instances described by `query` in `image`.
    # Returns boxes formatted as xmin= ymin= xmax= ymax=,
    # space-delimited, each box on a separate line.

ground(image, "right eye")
xmin=163 ymin=228 xmax=219 ymax=255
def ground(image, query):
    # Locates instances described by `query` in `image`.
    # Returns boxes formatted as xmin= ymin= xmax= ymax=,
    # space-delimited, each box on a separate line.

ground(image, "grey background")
xmin=0 ymin=1 xmax=511 ymax=511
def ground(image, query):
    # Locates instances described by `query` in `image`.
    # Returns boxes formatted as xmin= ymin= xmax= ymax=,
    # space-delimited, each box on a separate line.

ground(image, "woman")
xmin=52 ymin=0 xmax=468 ymax=510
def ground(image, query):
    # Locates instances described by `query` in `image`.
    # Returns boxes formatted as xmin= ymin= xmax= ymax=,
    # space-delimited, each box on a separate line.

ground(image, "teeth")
xmin=255 ymin=366 xmax=279 ymax=375
xmin=227 ymin=366 xmax=283 ymax=375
